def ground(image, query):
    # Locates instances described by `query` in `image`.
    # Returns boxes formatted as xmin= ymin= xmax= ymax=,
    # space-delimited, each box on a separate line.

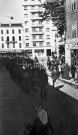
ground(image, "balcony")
xmin=31 ymin=24 xmax=43 ymax=28
xmin=32 ymin=31 xmax=44 ymax=35
xmin=6 ymin=41 xmax=17 ymax=44
xmin=22 ymin=1 xmax=42 ymax=6
xmin=32 ymin=39 xmax=44 ymax=42
xmin=31 ymin=16 xmax=42 ymax=20
xmin=30 ymin=9 xmax=42 ymax=13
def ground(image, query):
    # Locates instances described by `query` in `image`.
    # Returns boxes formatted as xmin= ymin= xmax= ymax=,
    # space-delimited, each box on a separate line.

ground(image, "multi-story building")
xmin=0 ymin=23 xmax=24 ymax=52
xmin=22 ymin=0 xmax=56 ymax=58
xmin=66 ymin=0 xmax=78 ymax=66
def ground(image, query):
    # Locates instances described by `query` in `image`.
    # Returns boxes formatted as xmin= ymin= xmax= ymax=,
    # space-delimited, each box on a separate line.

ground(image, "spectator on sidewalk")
xmin=61 ymin=62 xmax=65 ymax=78
xmin=47 ymin=56 xmax=51 ymax=69
xmin=71 ymin=64 xmax=76 ymax=80
xmin=63 ymin=63 xmax=70 ymax=80
xmin=58 ymin=62 xmax=62 ymax=77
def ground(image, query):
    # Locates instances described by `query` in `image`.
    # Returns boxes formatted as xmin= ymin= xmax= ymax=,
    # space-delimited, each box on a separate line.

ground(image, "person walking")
xmin=61 ymin=62 xmax=65 ymax=79
xmin=47 ymin=56 xmax=51 ymax=69
xmin=71 ymin=64 xmax=76 ymax=80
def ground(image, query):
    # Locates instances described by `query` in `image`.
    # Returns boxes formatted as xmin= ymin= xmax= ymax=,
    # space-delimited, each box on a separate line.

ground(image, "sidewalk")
xmin=46 ymin=68 xmax=78 ymax=89
xmin=59 ymin=77 xmax=78 ymax=89
xmin=46 ymin=69 xmax=78 ymax=100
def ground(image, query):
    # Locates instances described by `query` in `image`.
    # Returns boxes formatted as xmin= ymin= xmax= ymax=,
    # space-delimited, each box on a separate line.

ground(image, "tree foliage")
xmin=40 ymin=0 xmax=66 ymax=37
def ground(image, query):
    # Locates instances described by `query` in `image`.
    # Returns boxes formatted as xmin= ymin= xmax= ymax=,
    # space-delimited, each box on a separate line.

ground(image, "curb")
xmin=58 ymin=78 xmax=78 ymax=89
xmin=46 ymin=70 xmax=78 ymax=89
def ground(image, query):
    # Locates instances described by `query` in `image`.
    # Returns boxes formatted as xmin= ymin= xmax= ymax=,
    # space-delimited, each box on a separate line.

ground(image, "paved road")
xmin=0 ymin=67 xmax=78 ymax=135
xmin=47 ymin=69 xmax=78 ymax=100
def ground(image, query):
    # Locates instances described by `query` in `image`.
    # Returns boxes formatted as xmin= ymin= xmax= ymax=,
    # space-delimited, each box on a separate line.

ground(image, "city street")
xmin=0 ymin=67 xmax=78 ymax=135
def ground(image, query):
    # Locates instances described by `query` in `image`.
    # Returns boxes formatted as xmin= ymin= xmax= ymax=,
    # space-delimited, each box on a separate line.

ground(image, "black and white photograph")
xmin=0 ymin=0 xmax=78 ymax=135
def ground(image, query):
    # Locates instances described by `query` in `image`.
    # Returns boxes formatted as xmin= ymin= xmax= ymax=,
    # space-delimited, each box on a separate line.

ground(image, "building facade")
xmin=66 ymin=0 xmax=78 ymax=66
xmin=22 ymin=0 xmax=56 ymax=58
xmin=0 ymin=23 xmax=24 ymax=52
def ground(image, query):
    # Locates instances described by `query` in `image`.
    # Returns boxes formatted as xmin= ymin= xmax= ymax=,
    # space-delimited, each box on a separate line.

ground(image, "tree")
xmin=40 ymin=0 xmax=66 ymax=37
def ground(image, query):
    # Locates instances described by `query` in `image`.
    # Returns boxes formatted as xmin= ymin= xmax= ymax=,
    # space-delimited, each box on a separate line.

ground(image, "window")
xmin=46 ymin=28 xmax=50 ymax=32
xmin=71 ymin=21 xmax=77 ymax=38
xmin=12 ymin=29 xmax=14 ymax=34
xmin=25 ymin=21 xmax=28 ymax=25
xmin=19 ymin=29 xmax=21 ymax=34
xmin=32 ymin=35 xmax=36 ymax=39
xmin=19 ymin=43 xmax=22 ymax=48
xmin=24 ymin=14 xmax=28 ymax=18
xmin=12 ymin=36 xmax=15 ymax=41
xmin=26 ymin=38 xmax=29 ymax=40
xmin=39 ymin=42 xmax=43 ymax=46
xmin=19 ymin=36 xmax=21 ymax=41
xmin=38 ymin=6 xmax=41 ymax=10
xmin=7 ymin=44 xmax=9 ymax=48
xmin=33 ymin=42 xmax=36 ymax=46
xmin=32 ymin=21 xmax=35 ymax=25
xmin=32 ymin=28 xmax=36 ymax=32
xmin=26 ymin=43 xmax=29 ymax=46
xmin=39 ymin=21 xmax=42 ymax=24
xmin=1 ymin=30 xmax=3 ymax=34
xmin=6 ymin=30 xmax=9 ymax=34
xmin=36 ymin=13 xmax=39 ymax=17
xmin=39 ymin=35 xmax=43 ymax=39
xmin=71 ymin=0 xmax=77 ymax=12
xmin=46 ymin=42 xmax=50 ymax=46
xmin=46 ymin=35 xmax=50 ymax=39
xmin=24 ymin=6 xmax=27 ymax=10
xmin=31 ymin=6 xmax=35 ymax=10
xmin=1 ymin=37 xmax=4 ymax=41
xmin=25 ymin=36 xmax=29 ymax=40
xmin=2 ymin=43 xmax=4 ymax=48
xmin=46 ymin=20 xmax=50 ymax=24
xmin=7 ymin=36 xmax=9 ymax=41
xmin=13 ymin=44 xmax=15 ymax=48
xmin=39 ymin=28 xmax=42 ymax=32
xmin=31 ymin=13 xmax=35 ymax=17
xmin=25 ymin=28 xmax=29 ymax=32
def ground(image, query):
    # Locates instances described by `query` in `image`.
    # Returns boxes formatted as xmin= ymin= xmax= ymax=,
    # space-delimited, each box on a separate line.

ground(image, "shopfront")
xmin=65 ymin=43 xmax=78 ymax=66
xmin=65 ymin=43 xmax=78 ymax=82
xmin=34 ymin=49 xmax=45 ymax=57
xmin=71 ymin=49 xmax=78 ymax=66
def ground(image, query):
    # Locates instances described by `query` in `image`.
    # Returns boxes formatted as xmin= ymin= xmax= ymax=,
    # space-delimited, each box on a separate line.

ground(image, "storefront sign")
xmin=66 ymin=43 xmax=78 ymax=48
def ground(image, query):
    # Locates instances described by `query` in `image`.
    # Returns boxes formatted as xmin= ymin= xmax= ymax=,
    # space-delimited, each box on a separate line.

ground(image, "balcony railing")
xmin=31 ymin=16 xmax=42 ymax=20
xmin=32 ymin=39 xmax=44 ymax=42
xmin=32 ymin=31 xmax=44 ymax=35
xmin=31 ymin=24 xmax=44 ymax=27
xmin=30 ymin=9 xmax=43 ymax=13
xmin=6 ymin=41 xmax=17 ymax=44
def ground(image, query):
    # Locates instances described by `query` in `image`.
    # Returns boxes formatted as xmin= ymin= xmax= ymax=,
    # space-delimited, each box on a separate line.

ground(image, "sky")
xmin=0 ymin=0 xmax=24 ymax=23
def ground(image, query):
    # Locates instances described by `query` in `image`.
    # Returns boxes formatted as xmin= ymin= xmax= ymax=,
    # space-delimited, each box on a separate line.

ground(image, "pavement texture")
xmin=0 ymin=67 xmax=78 ymax=135
xmin=46 ymin=69 xmax=78 ymax=100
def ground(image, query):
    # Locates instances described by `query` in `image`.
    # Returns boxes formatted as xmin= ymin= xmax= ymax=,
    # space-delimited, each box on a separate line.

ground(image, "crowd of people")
xmin=0 ymin=53 xmax=48 ymax=99
xmin=47 ymin=55 xmax=76 ymax=81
